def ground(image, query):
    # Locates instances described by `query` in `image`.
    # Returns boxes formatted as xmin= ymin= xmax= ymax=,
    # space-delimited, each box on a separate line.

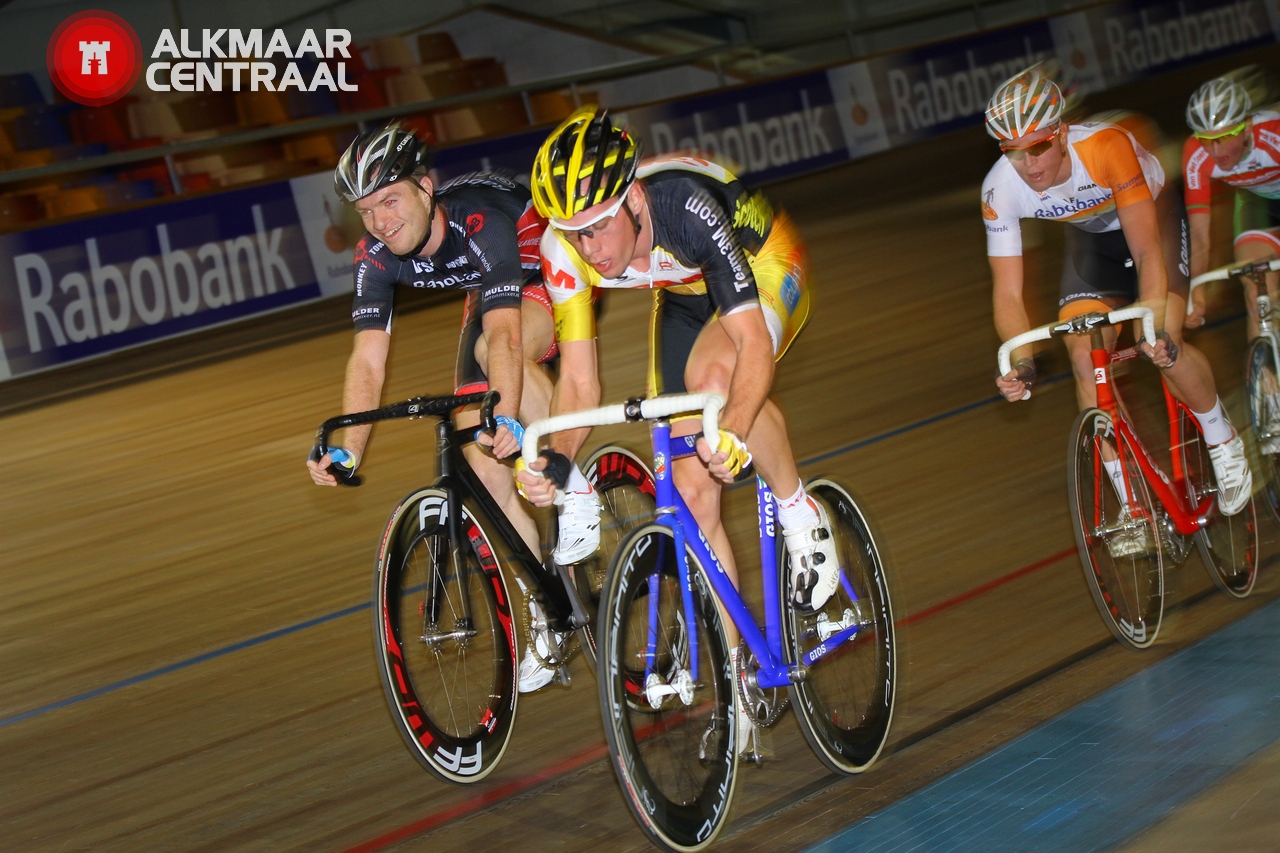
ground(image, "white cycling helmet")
xmin=1186 ymin=77 xmax=1252 ymax=136
xmin=985 ymin=66 xmax=1063 ymax=142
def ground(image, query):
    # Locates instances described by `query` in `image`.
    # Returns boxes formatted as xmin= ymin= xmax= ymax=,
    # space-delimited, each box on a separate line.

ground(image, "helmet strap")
xmin=395 ymin=182 xmax=438 ymax=260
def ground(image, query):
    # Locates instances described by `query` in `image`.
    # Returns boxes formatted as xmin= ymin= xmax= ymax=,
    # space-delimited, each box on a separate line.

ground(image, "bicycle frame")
xmin=644 ymin=420 xmax=863 ymax=692
xmin=430 ymin=420 xmax=587 ymax=634
xmin=1088 ymin=332 xmax=1210 ymax=537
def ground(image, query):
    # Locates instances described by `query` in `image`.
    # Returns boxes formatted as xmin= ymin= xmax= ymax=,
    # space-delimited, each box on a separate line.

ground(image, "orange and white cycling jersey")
xmin=1183 ymin=110 xmax=1280 ymax=212
xmin=982 ymin=122 xmax=1165 ymax=257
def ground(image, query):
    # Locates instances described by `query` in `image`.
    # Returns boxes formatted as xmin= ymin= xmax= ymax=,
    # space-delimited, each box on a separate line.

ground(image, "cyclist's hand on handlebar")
xmin=307 ymin=447 xmax=358 ymax=486
xmin=477 ymin=424 xmax=520 ymax=459
xmin=515 ymin=450 xmax=570 ymax=508
xmin=1185 ymin=288 xmax=1207 ymax=328
xmin=996 ymin=358 xmax=1035 ymax=402
xmin=476 ymin=415 xmax=524 ymax=460
xmin=697 ymin=429 xmax=752 ymax=485
xmin=1140 ymin=331 xmax=1179 ymax=369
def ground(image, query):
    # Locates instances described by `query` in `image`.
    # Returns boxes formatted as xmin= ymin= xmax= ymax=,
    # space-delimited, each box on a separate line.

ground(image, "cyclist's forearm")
xmin=549 ymin=372 xmax=600 ymax=459
xmin=484 ymin=325 xmax=524 ymax=420
xmin=723 ymin=343 xmax=773 ymax=438
xmin=1134 ymin=250 xmax=1169 ymax=329
xmin=341 ymin=356 xmax=384 ymax=459
xmin=1189 ymin=212 xmax=1211 ymax=279
xmin=991 ymin=256 xmax=1034 ymax=362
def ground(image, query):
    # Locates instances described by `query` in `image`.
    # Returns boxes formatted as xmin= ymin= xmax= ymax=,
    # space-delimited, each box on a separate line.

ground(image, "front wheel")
xmin=372 ymin=488 xmax=517 ymax=784
xmin=783 ymin=479 xmax=896 ymax=775
xmin=574 ymin=446 xmax=656 ymax=669
xmin=1245 ymin=335 xmax=1280 ymax=522
xmin=597 ymin=523 xmax=736 ymax=853
xmin=1178 ymin=407 xmax=1259 ymax=599
xmin=1068 ymin=409 xmax=1164 ymax=649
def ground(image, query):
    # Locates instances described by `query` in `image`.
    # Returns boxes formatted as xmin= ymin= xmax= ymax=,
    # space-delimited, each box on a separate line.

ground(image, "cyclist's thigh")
xmin=649 ymin=290 xmax=714 ymax=396
xmin=1157 ymin=190 xmax=1191 ymax=304
xmin=1059 ymin=226 xmax=1137 ymax=315
xmin=519 ymin=282 xmax=558 ymax=363
xmin=1234 ymin=226 xmax=1280 ymax=261
xmin=455 ymin=292 xmax=488 ymax=395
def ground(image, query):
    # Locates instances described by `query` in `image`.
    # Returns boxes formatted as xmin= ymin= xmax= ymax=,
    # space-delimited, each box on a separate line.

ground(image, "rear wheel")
xmin=574 ymin=446 xmax=655 ymax=669
xmin=1067 ymin=409 xmax=1164 ymax=649
xmin=783 ymin=479 xmax=895 ymax=774
xmin=598 ymin=523 xmax=736 ymax=853
xmin=372 ymin=488 xmax=517 ymax=783
xmin=1245 ymin=336 xmax=1280 ymax=521
xmin=1178 ymin=406 xmax=1259 ymax=599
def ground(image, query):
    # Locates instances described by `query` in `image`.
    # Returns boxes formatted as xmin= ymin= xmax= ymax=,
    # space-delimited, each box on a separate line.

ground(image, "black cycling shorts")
xmin=1060 ymin=195 xmax=1190 ymax=310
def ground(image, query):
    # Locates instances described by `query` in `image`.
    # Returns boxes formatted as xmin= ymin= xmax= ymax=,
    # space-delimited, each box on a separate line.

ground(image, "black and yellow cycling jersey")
xmin=540 ymin=155 xmax=810 ymax=393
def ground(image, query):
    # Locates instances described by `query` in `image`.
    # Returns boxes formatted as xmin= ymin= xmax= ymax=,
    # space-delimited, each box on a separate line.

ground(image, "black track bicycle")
xmin=311 ymin=390 xmax=654 ymax=783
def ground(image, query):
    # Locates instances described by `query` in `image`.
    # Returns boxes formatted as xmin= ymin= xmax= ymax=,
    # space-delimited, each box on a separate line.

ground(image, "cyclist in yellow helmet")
xmin=517 ymin=107 xmax=837 ymax=616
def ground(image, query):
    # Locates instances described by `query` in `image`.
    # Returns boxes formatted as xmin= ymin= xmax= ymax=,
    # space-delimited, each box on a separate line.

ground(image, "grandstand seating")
xmin=0 ymin=29 xmax=581 ymax=232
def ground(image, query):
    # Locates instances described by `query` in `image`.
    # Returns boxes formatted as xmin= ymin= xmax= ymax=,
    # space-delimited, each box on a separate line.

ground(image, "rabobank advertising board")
xmin=0 ymin=177 xmax=353 ymax=380
xmin=1 ymin=0 xmax=1276 ymax=382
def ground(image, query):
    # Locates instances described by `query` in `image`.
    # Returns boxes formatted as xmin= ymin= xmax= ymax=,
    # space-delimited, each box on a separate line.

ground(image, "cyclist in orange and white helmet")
xmin=984 ymin=65 xmax=1252 ymax=517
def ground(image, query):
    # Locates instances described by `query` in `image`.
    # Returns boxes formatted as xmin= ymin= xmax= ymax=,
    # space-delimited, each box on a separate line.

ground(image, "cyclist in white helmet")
xmin=1183 ymin=73 xmax=1280 ymax=342
xmin=986 ymin=66 xmax=1252 ymax=520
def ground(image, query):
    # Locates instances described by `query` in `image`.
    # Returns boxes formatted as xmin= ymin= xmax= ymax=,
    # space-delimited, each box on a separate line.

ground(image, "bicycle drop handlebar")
xmin=521 ymin=393 xmax=725 ymax=467
xmin=310 ymin=390 xmax=499 ymax=486
xmin=997 ymin=306 xmax=1158 ymax=378
xmin=1188 ymin=257 xmax=1280 ymax=314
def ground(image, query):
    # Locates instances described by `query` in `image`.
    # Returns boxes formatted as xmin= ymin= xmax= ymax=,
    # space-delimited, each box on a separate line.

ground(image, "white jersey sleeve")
xmin=981 ymin=159 xmax=1026 ymax=257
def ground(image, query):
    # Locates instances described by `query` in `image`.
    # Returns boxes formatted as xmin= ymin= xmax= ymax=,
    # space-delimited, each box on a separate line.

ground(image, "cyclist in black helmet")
xmin=308 ymin=122 xmax=599 ymax=693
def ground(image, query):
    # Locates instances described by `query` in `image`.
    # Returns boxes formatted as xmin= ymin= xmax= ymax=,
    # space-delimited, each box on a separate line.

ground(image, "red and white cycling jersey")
xmin=982 ymin=122 xmax=1164 ymax=257
xmin=1183 ymin=110 xmax=1280 ymax=213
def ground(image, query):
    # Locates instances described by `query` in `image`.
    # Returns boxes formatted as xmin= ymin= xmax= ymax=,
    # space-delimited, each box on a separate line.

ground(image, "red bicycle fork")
xmin=1089 ymin=337 xmax=1208 ymax=537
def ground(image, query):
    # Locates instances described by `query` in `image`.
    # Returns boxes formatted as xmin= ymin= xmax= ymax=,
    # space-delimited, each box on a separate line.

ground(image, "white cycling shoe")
xmin=553 ymin=488 xmax=602 ymax=564
xmin=518 ymin=597 xmax=566 ymax=694
xmin=784 ymin=500 xmax=839 ymax=612
xmin=1208 ymin=434 xmax=1253 ymax=517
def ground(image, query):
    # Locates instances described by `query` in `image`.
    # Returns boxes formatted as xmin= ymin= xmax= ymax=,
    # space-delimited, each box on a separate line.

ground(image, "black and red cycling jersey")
xmin=351 ymin=172 xmax=544 ymax=334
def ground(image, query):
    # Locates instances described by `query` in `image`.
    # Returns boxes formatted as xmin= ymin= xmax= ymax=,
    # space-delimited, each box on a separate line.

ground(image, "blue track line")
xmin=0 ymin=601 xmax=369 ymax=729
xmin=0 ymin=311 xmax=1245 ymax=730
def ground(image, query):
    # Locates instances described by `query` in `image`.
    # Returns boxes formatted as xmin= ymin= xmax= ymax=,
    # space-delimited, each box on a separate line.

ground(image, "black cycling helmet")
xmin=334 ymin=122 xmax=432 ymax=202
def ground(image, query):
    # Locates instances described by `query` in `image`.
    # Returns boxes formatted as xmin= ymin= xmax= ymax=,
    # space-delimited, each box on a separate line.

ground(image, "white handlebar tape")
xmin=521 ymin=393 xmax=725 ymax=467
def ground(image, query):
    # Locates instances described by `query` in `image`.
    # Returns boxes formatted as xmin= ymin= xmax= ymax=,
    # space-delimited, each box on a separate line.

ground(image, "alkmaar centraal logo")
xmin=46 ymin=10 xmax=143 ymax=106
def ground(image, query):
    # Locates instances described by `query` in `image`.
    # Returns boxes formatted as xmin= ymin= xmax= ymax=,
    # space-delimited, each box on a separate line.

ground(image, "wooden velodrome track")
xmin=5 ymin=55 xmax=1280 ymax=853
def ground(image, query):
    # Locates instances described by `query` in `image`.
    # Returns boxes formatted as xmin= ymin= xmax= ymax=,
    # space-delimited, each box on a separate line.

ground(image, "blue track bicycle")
xmin=523 ymin=393 xmax=897 ymax=852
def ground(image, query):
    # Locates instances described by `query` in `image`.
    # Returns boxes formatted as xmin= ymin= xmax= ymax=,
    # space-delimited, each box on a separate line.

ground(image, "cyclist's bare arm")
xmin=518 ymin=338 xmax=600 ymax=506
xmin=1186 ymin=211 xmax=1212 ymax=327
xmin=712 ymin=306 xmax=775 ymax=438
xmin=991 ymin=255 xmax=1037 ymax=400
xmin=1116 ymin=198 xmax=1169 ymax=330
xmin=473 ymin=304 xmax=524 ymax=459
xmin=308 ymin=329 xmax=389 ymax=485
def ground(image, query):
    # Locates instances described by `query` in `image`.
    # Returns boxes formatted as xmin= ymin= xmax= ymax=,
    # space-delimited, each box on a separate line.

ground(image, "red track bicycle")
xmin=999 ymin=306 xmax=1259 ymax=650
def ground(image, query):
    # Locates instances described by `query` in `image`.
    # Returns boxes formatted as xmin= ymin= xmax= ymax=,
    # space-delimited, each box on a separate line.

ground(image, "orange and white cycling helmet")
xmin=985 ymin=67 xmax=1063 ymax=142
xmin=1186 ymin=76 xmax=1252 ymax=137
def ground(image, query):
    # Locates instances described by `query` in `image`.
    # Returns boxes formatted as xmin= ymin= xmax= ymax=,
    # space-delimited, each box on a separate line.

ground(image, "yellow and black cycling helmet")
xmin=531 ymin=107 xmax=640 ymax=221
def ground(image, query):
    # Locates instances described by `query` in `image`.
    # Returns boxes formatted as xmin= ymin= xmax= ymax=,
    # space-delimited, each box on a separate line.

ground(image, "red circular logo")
xmin=47 ymin=11 xmax=142 ymax=106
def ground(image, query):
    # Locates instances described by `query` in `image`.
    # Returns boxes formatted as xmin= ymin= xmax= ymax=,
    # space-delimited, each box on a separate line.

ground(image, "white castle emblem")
xmin=79 ymin=40 xmax=110 ymax=75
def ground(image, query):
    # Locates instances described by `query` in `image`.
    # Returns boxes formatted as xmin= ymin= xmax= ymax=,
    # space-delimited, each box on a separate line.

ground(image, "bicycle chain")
xmin=734 ymin=643 xmax=789 ymax=728
xmin=522 ymin=588 xmax=579 ymax=670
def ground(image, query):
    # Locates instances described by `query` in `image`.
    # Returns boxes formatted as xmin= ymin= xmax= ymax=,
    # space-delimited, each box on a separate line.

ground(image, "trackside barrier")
xmin=0 ymin=0 xmax=1274 ymax=381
